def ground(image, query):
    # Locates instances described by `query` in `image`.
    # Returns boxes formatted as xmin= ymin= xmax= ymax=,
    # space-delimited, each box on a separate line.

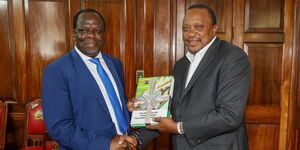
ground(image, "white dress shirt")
xmin=75 ymin=46 xmax=124 ymax=135
xmin=185 ymin=36 xmax=217 ymax=88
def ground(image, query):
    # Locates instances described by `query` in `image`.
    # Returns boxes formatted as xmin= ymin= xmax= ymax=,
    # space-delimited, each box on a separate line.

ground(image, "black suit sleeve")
xmin=134 ymin=128 xmax=160 ymax=149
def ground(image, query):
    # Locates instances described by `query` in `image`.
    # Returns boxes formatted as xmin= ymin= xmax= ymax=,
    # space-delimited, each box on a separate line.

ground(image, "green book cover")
xmin=130 ymin=76 xmax=174 ymax=128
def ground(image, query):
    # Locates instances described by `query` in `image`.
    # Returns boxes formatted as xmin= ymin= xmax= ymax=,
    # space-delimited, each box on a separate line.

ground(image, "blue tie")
xmin=89 ymin=58 xmax=128 ymax=134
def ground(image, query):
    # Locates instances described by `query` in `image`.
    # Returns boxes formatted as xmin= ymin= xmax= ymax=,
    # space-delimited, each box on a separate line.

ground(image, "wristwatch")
xmin=132 ymin=131 xmax=143 ymax=150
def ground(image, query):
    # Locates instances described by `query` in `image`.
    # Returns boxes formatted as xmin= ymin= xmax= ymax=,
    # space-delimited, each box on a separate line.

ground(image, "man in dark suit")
xmin=42 ymin=9 xmax=131 ymax=150
xmin=126 ymin=4 xmax=251 ymax=150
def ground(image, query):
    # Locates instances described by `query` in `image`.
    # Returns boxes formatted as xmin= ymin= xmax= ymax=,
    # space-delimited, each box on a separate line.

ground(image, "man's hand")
xmin=125 ymin=135 xmax=138 ymax=150
xmin=146 ymin=117 xmax=178 ymax=134
xmin=110 ymin=135 xmax=128 ymax=150
xmin=118 ymin=135 xmax=138 ymax=150
xmin=127 ymin=98 xmax=138 ymax=112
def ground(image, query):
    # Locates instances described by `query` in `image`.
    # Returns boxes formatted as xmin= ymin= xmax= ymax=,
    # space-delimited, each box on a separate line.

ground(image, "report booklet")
xmin=130 ymin=76 xmax=174 ymax=128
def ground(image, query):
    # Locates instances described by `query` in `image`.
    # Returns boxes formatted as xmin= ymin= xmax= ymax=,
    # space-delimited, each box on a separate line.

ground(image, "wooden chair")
xmin=20 ymin=99 xmax=59 ymax=150
xmin=21 ymin=99 xmax=45 ymax=149
xmin=20 ymin=99 xmax=46 ymax=150
xmin=0 ymin=100 xmax=8 ymax=150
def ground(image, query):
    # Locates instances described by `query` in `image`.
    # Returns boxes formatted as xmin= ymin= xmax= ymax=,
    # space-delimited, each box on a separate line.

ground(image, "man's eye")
xmin=182 ymin=27 xmax=190 ymax=32
xmin=94 ymin=30 xmax=103 ymax=34
xmin=78 ymin=29 xmax=88 ymax=33
xmin=195 ymin=25 xmax=203 ymax=30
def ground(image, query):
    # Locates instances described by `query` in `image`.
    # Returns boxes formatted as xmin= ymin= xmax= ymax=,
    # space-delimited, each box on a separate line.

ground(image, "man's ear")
xmin=73 ymin=31 xmax=76 ymax=41
xmin=213 ymin=24 xmax=218 ymax=34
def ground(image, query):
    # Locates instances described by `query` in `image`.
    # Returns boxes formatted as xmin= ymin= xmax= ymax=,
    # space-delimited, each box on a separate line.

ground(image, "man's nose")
xmin=86 ymin=30 xmax=97 ymax=38
xmin=186 ymin=29 xmax=197 ymax=37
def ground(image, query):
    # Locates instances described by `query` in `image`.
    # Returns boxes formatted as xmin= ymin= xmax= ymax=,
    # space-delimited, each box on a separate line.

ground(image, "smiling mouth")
xmin=187 ymin=40 xmax=201 ymax=46
xmin=85 ymin=43 xmax=96 ymax=46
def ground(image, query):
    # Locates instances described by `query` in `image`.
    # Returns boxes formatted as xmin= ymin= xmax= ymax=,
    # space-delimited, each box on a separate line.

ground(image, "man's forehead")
xmin=78 ymin=12 xmax=103 ymax=24
xmin=183 ymin=8 xmax=211 ymax=22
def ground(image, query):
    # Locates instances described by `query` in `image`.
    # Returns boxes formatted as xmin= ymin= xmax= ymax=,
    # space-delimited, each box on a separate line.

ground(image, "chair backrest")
xmin=0 ymin=100 xmax=8 ymax=150
xmin=24 ymin=99 xmax=47 ymax=147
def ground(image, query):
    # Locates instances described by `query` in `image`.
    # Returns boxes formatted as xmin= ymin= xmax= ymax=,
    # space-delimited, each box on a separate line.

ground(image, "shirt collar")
xmin=74 ymin=46 xmax=102 ymax=61
xmin=186 ymin=36 xmax=217 ymax=62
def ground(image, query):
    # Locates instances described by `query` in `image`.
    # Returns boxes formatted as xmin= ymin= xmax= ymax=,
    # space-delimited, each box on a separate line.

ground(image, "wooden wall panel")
xmin=279 ymin=0 xmax=295 ymax=148
xmin=143 ymin=0 xmax=154 ymax=77
xmin=135 ymin=0 xmax=145 ymax=73
xmin=296 ymin=0 xmax=300 ymax=148
xmin=5 ymin=104 xmax=25 ymax=149
xmin=0 ymin=0 xmax=14 ymax=101
xmin=5 ymin=0 xmax=28 ymax=148
xmin=121 ymin=0 xmax=136 ymax=98
xmin=10 ymin=0 xmax=27 ymax=102
xmin=241 ymin=0 xmax=289 ymax=149
xmin=135 ymin=0 xmax=174 ymax=76
xmin=247 ymin=124 xmax=280 ymax=150
xmin=0 ymin=0 xmax=298 ymax=149
xmin=153 ymin=0 xmax=172 ymax=76
xmin=246 ymin=43 xmax=283 ymax=106
xmin=246 ymin=106 xmax=280 ymax=124
xmin=245 ymin=0 xmax=283 ymax=32
xmin=292 ymin=0 xmax=300 ymax=149
xmin=25 ymin=0 xmax=69 ymax=100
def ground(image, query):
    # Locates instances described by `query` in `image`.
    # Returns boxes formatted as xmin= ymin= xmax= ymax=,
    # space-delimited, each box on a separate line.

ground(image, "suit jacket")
xmin=137 ymin=38 xmax=251 ymax=150
xmin=42 ymin=49 xmax=130 ymax=150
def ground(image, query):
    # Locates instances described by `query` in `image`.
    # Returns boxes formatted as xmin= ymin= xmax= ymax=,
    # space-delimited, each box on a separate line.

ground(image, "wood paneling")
xmin=246 ymin=43 xmax=283 ymax=106
xmin=173 ymin=0 xmax=185 ymax=62
xmin=25 ymin=0 xmax=69 ymax=100
xmin=135 ymin=0 xmax=146 ymax=74
xmin=11 ymin=0 xmax=27 ymax=102
xmin=296 ymin=107 xmax=300 ymax=149
xmin=241 ymin=0 xmax=292 ymax=149
xmin=244 ymin=33 xmax=284 ymax=43
xmin=279 ymin=0 xmax=295 ymax=148
xmin=0 ymin=0 xmax=14 ymax=101
xmin=232 ymin=0 xmax=244 ymax=48
xmin=246 ymin=106 xmax=281 ymax=124
xmin=245 ymin=0 xmax=283 ymax=32
xmin=0 ymin=0 xmax=299 ymax=149
xmin=5 ymin=104 xmax=26 ymax=149
xmin=121 ymin=0 xmax=136 ymax=98
xmin=292 ymin=0 xmax=300 ymax=149
xmin=153 ymin=0 xmax=172 ymax=76
xmin=296 ymin=0 xmax=300 ymax=148
xmin=135 ymin=0 xmax=155 ymax=76
xmin=247 ymin=124 xmax=280 ymax=150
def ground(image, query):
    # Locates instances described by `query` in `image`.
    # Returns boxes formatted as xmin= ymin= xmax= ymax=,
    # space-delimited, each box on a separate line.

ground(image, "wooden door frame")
xmin=280 ymin=0 xmax=298 ymax=149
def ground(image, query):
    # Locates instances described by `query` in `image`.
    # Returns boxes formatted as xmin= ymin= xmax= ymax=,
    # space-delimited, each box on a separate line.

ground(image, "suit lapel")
xmin=180 ymin=38 xmax=222 ymax=100
xmin=176 ymin=57 xmax=190 ymax=98
xmin=172 ymin=57 xmax=190 ymax=108
xmin=70 ymin=50 xmax=111 ymax=117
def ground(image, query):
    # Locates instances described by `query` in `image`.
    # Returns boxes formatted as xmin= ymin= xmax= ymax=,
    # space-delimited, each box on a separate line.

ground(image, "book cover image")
xmin=130 ymin=76 xmax=174 ymax=128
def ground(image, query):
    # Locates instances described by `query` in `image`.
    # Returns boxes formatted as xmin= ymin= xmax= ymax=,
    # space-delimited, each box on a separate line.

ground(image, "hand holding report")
xmin=130 ymin=76 xmax=174 ymax=128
